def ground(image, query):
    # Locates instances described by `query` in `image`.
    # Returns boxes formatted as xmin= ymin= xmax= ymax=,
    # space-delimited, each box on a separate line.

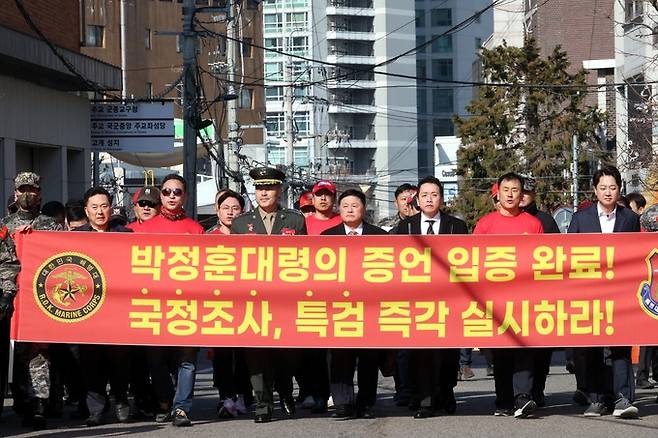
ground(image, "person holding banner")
xmin=2 ymin=172 xmax=63 ymax=430
xmin=206 ymin=190 xmax=253 ymax=419
xmin=474 ymin=172 xmax=543 ymax=419
xmin=132 ymin=174 xmax=204 ymax=427
xmin=74 ymin=187 xmax=133 ymax=426
xmin=395 ymin=176 xmax=468 ymax=418
xmin=0 ymin=223 xmax=20 ymax=419
xmin=231 ymin=167 xmax=307 ymax=423
xmin=567 ymin=165 xmax=641 ymax=419
xmin=322 ymin=189 xmax=388 ymax=419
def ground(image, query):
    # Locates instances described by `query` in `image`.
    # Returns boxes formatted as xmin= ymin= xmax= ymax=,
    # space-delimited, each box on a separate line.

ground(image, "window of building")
xmin=266 ymin=112 xmax=285 ymax=136
xmin=625 ymin=0 xmax=644 ymax=22
xmin=263 ymin=0 xmax=278 ymax=10
xmin=289 ymin=36 xmax=308 ymax=56
xmin=432 ymin=59 xmax=453 ymax=81
xmin=145 ymin=28 xmax=152 ymax=49
xmin=433 ymin=119 xmax=454 ymax=136
xmin=431 ymin=8 xmax=451 ymax=26
xmin=291 ymin=61 xmax=310 ymax=81
xmin=294 ymin=112 xmax=310 ymax=136
xmin=416 ymin=35 xmax=426 ymax=53
xmin=266 ymin=86 xmax=284 ymax=101
xmin=85 ymin=25 xmax=104 ymax=47
xmin=268 ymin=146 xmax=285 ymax=165
xmin=285 ymin=0 xmax=308 ymax=7
xmin=418 ymin=120 xmax=428 ymax=143
xmin=265 ymin=37 xmax=283 ymax=58
xmin=432 ymin=88 xmax=453 ymax=113
xmin=242 ymin=37 xmax=253 ymax=57
xmin=239 ymin=88 xmax=253 ymax=109
xmin=294 ymin=147 xmax=309 ymax=166
xmin=286 ymin=12 xmax=308 ymax=31
xmin=293 ymin=86 xmax=308 ymax=98
xmin=146 ymin=82 xmax=153 ymax=99
xmin=265 ymin=62 xmax=283 ymax=81
xmin=431 ymin=34 xmax=452 ymax=53
xmin=415 ymin=9 xmax=425 ymax=27
xmin=417 ymin=88 xmax=427 ymax=113
xmin=264 ymin=13 xmax=283 ymax=31
xmin=416 ymin=59 xmax=426 ymax=82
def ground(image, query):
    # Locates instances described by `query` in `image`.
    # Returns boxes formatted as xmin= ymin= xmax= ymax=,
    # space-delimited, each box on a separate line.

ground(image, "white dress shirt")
xmin=344 ymin=223 xmax=364 ymax=235
xmin=421 ymin=212 xmax=441 ymax=235
xmin=597 ymin=202 xmax=616 ymax=234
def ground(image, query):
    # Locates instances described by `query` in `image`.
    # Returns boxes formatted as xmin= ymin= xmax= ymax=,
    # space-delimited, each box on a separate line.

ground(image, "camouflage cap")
xmin=14 ymin=172 xmax=40 ymax=190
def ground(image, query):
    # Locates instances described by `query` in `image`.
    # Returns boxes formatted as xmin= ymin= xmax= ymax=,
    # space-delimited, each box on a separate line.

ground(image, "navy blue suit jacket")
xmin=567 ymin=203 xmax=640 ymax=233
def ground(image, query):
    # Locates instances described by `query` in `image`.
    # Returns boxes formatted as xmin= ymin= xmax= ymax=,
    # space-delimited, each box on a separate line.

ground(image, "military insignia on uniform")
xmin=247 ymin=223 xmax=255 ymax=233
xmin=33 ymin=252 xmax=106 ymax=323
xmin=638 ymin=250 xmax=658 ymax=319
xmin=0 ymin=225 xmax=7 ymax=239
xmin=281 ymin=227 xmax=296 ymax=235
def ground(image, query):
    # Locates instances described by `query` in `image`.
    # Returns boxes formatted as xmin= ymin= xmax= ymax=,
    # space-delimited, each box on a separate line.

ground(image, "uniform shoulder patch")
xmin=0 ymin=225 xmax=7 ymax=239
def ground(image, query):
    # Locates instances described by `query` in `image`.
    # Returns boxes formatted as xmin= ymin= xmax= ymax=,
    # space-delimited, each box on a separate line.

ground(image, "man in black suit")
xmin=322 ymin=189 xmax=387 ymax=419
xmin=396 ymin=176 xmax=468 ymax=418
xmin=567 ymin=165 xmax=640 ymax=419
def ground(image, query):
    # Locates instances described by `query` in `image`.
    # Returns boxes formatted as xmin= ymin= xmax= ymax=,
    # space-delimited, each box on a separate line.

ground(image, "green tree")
xmin=454 ymin=38 xmax=605 ymax=229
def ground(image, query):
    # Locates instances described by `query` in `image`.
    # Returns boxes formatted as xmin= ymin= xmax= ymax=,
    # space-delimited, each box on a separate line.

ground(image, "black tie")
xmin=426 ymin=220 xmax=435 ymax=235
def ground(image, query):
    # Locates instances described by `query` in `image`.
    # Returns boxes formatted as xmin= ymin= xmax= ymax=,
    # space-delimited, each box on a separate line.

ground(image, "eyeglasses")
xmin=161 ymin=188 xmax=184 ymax=197
xmin=138 ymin=201 xmax=158 ymax=208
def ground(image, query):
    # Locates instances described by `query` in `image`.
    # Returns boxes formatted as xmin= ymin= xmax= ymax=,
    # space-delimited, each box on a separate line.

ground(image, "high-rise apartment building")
xmin=264 ymin=0 xmax=418 ymax=219
xmin=414 ymin=0 xmax=493 ymax=176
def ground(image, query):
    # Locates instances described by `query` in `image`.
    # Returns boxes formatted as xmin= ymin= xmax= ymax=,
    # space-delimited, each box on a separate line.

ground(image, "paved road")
xmin=2 ymin=350 xmax=658 ymax=437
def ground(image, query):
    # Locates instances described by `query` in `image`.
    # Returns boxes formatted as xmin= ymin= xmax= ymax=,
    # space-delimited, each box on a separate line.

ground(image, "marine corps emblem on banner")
xmin=33 ymin=252 xmax=106 ymax=323
xmin=638 ymin=250 xmax=658 ymax=320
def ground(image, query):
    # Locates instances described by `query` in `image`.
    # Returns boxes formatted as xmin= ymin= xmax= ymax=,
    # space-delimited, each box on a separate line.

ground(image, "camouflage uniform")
xmin=0 ymin=224 xmax=20 ymax=416
xmin=1 ymin=172 xmax=63 ymax=424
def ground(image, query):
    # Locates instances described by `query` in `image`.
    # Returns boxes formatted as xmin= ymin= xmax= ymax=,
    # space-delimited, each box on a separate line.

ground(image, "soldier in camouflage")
xmin=0 ymin=222 xmax=20 ymax=419
xmin=1 ymin=172 xmax=63 ymax=430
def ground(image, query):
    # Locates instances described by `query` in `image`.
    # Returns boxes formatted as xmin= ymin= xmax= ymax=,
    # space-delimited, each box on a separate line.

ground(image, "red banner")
xmin=10 ymin=231 xmax=658 ymax=348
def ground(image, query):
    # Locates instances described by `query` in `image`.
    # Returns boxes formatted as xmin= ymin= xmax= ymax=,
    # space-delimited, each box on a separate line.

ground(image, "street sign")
xmin=90 ymin=102 xmax=174 ymax=153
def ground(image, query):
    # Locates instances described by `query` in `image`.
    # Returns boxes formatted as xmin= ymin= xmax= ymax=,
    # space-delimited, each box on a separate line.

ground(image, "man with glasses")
xmin=132 ymin=174 xmax=204 ymax=427
xmin=128 ymin=186 xmax=160 ymax=228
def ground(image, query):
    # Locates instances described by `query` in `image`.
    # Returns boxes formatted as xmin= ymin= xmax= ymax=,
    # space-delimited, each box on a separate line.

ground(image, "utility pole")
xmin=284 ymin=57 xmax=295 ymax=207
xmin=226 ymin=0 xmax=241 ymax=192
xmin=571 ymin=134 xmax=578 ymax=211
xmin=182 ymin=0 xmax=198 ymax=218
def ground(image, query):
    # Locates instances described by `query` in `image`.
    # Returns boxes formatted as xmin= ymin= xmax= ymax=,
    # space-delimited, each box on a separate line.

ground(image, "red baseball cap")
xmin=312 ymin=180 xmax=336 ymax=195
xmin=299 ymin=191 xmax=314 ymax=208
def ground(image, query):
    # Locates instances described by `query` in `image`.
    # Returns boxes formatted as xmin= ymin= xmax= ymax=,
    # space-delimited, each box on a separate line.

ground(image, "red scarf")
xmin=159 ymin=206 xmax=186 ymax=221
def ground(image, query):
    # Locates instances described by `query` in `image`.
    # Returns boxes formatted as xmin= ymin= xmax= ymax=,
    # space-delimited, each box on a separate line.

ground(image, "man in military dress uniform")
xmin=231 ymin=167 xmax=307 ymax=423
xmin=0 ymin=222 xmax=20 ymax=419
xmin=1 ymin=172 xmax=63 ymax=429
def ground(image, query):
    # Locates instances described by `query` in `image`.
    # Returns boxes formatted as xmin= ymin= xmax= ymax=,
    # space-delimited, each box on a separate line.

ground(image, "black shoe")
xmin=532 ymin=392 xmax=546 ymax=408
xmin=565 ymin=361 xmax=576 ymax=374
xmin=636 ymin=379 xmax=655 ymax=389
xmin=310 ymin=399 xmax=327 ymax=414
xmin=85 ymin=413 xmax=105 ymax=427
xmin=31 ymin=399 xmax=47 ymax=430
xmin=357 ymin=405 xmax=374 ymax=419
xmin=486 ymin=365 xmax=494 ymax=376
xmin=280 ymin=398 xmax=296 ymax=416
xmin=573 ymin=390 xmax=590 ymax=406
xmin=443 ymin=397 xmax=457 ymax=415
xmin=413 ymin=407 xmax=434 ymax=419
xmin=332 ymin=404 xmax=353 ymax=419
xmin=395 ymin=397 xmax=410 ymax=407
xmin=514 ymin=396 xmax=537 ymax=419
xmin=172 ymin=408 xmax=191 ymax=427
xmin=254 ymin=413 xmax=272 ymax=423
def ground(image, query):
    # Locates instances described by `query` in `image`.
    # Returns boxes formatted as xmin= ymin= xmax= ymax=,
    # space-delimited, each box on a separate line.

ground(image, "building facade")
xmin=0 ymin=0 xmax=121 ymax=211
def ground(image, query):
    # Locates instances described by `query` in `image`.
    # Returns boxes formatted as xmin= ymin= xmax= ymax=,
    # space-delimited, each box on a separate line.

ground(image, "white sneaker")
xmin=327 ymin=396 xmax=335 ymax=408
xmin=235 ymin=395 xmax=248 ymax=415
xmin=302 ymin=395 xmax=315 ymax=409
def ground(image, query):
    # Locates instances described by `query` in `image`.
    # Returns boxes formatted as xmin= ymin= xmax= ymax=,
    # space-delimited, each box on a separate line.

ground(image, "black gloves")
xmin=0 ymin=293 xmax=14 ymax=321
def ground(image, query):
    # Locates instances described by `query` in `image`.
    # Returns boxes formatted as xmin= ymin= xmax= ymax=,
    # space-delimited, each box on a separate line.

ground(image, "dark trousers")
xmin=329 ymin=349 xmax=379 ymax=408
xmin=129 ymin=346 xmax=154 ymax=411
xmin=212 ymin=347 xmax=252 ymax=402
xmin=411 ymin=348 xmax=459 ymax=408
xmin=146 ymin=347 xmax=197 ymax=409
xmin=0 ymin=318 xmax=9 ymax=416
xmin=493 ymin=348 xmax=534 ymax=409
xmin=79 ymin=344 xmax=130 ymax=402
xmin=636 ymin=346 xmax=658 ymax=381
xmin=532 ymin=348 xmax=552 ymax=397
xmin=244 ymin=348 xmax=299 ymax=415
xmin=393 ymin=350 xmax=412 ymax=400
xmin=574 ymin=346 xmax=633 ymax=402
xmin=296 ymin=348 xmax=329 ymax=401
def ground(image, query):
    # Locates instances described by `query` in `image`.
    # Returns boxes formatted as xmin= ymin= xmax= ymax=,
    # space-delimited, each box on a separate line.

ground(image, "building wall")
xmin=80 ymin=0 xmax=265 ymax=146
xmin=0 ymin=0 xmax=80 ymax=52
